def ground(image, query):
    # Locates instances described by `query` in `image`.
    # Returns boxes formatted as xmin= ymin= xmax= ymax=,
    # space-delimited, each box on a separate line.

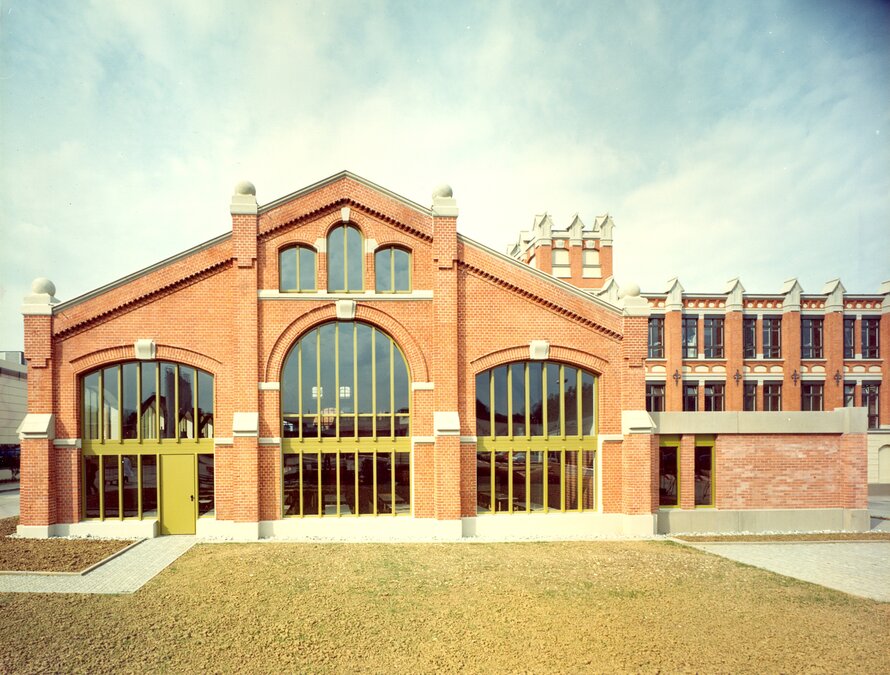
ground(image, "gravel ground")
xmin=1 ymin=540 xmax=888 ymax=673
xmin=0 ymin=518 xmax=134 ymax=573
xmin=676 ymin=531 xmax=890 ymax=543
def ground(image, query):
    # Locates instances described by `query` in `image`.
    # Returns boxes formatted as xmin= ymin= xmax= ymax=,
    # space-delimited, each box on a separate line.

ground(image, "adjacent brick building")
xmin=16 ymin=171 xmax=884 ymax=539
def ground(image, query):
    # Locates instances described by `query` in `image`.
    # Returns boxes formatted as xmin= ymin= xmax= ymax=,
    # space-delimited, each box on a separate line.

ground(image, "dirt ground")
xmin=0 ymin=518 xmax=134 ymax=573
xmin=676 ymin=531 xmax=890 ymax=542
xmin=1 ymin=540 xmax=888 ymax=673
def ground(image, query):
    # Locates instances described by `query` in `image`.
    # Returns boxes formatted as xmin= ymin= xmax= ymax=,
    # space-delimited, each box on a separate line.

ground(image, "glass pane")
xmin=394 ymin=453 xmax=410 ymax=513
xmin=511 ymin=363 xmax=526 ymax=436
xmin=393 ymin=349 xmax=409 ymax=415
xmin=494 ymin=451 xmax=509 ymax=513
xmin=659 ymin=447 xmax=679 ymax=507
xmin=327 ymin=226 xmax=344 ymax=290
xmin=493 ymin=366 xmax=508 ymax=436
xmin=282 ymin=349 xmax=300 ymax=415
xmin=582 ymin=451 xmax=595 ymax=510
xmin=103 ymin=455 xmax=119 ymax=518
xmin=300 ymin=329 xmax=318 ymax=415
xmin=346 ymin=226 xmax=363 ymax=291
xmin=694 ymin=447 xmax=712 ymax=506
xmin=375 ymin=248 xmax=392 ymax=292
xmin=198 ymin=370 xmax=214 ymax=438
xmin=512 ymin=451 xmax=527 ymax=512
xmin=299 ymin=247 xmax=316 ymax=291
xmin=122 ymin=363 xmax=138 ymax=439
xmin=564 ymin=367 xmax=578 ymax=436
xmin=301 ymin=416 xmax=319 ymax=438
xmin=581 ymin=372 xmax=595 ymax=436
xmin=283 ymin=455 xmax=300 ymax=515
xmin=302 ymin=453 xmax=319 ymax=516
xmin=376 ymin=415 xmax=392 ymax=437
xmin=394 ymin=415 xmax=409 ymax=437
xmin=122 ymin=455 xmax=138 ymax=517
xmin=375 ymin=330 xmax=392 ymax=414
xmin=279 ymin=247 xmax=297 ymax=290
xmin=565 ymin=450 xmax=579 ymax=510
xmin=357 ymin=453 xmax=375 ymax=515
xmin=103 ymin=366 xmax=120 ymax=440
xmin=83 ymin=371 xmax=100 ymax=440
xmin=339 ymin=415 xmax=355 ymax=438
xmin=159 ymin=363 xmax=176 ymax=439
xmin=141 ymin=455 xmax=157 ymax=516
xmin=147 ymin=367 xmax=167 ymax=440
xmin=339 ymin=453 xmax=355 ymax=515
xmin=198 ymin=454 xmax=214 ymax=516
xmin=321 ymin=453 xmax=338 ymax=516
xmin=547 ymin=451 xmax=561 ymax=510
xmin=476 ymin=451 xmax=491 ymax=514
xmin=394 ymin=249 xmax=410 ymax=291
xmin=338 ymin=323 xmax=355 ymax=414
xmin=357 ymin=416 xmax=374 ymax=437
xmin=356 ymin=324 xmax=374 ymax=414
xmin=282 ymin=417 xmax=299 ymax=438
xmin=528 ymin=362 xmax=543 ymax=436
xmin=529 ymin=451 xmax=544 ymax=511
xmin=475 ymin=371 xmax=491 ymax=437
xmin=84 ymin=456 xmax=100 ymax=517
xmin=376 ymin=452 xmax=393 ymax=514
xmin=178 ymin=366 xmax=195 ymax=439
xmin=546 ymin=364 xmax=561 ymax=436
xmin=319 ymin=324 xmax=336 ymax=436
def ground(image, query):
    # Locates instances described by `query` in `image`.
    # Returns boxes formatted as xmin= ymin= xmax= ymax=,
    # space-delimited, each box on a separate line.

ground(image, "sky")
xmin=1 ymin=0 xmax=888 ymax=351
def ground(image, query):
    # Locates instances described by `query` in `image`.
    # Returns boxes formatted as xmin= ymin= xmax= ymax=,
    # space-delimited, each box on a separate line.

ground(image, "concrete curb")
xmin=0 ymin=539 xmax=145 ymax=576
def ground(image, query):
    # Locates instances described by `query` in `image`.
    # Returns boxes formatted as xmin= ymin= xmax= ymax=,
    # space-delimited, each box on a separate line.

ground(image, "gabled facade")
xmin=17 ymin=172 xmax=871 ymax=540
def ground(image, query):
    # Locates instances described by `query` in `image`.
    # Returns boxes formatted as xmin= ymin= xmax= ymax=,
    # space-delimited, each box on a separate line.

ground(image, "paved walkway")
xmin=692 ymin=542 xmax=890 ymax=602
xmin=0 ymin=536 xmax=196 ymax=594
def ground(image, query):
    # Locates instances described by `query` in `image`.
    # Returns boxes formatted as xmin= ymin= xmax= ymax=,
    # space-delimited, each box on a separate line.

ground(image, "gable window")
xmin=801 ymin=382 xmax=824 ymax=411
xmin=743 ymin=317 xmax=756 ymax=359
xmin=844 ymin=317 xmax=855 ymax=359
xmin=648 ymin=317 xmax=664 ymax=359
xmin=763 ymin=382 xmax=782 ymax=411
xmin=682 ymin=317 xmax=698 ymax=359
xmin=703 ymin=317 xmax=724 ymax=359
xmin=762 ymin=317 xmax=782 ymax=358
xmin=327 ymin=224 xmax=364 ymax=292
xmin=279 ymin=245 xmax=316 ymax=292
xmin=801 ymin=317 xmax=824 ymax=359
xmin=374 ymin=246 xmax=411 ymax=293
xmin=862 ymin=317 xmax=880 ymax=359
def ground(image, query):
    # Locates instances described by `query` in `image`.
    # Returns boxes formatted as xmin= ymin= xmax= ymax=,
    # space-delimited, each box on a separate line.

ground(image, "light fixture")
xmin=733 ymin=369 xmax=742 ymax=386
xmin=672 ymin=369 xmax=681 ymax=386
xmin=791 ymin=369 xmax=800 ymax=386
xmin=833 ymin=370 xmax=842 ymax=386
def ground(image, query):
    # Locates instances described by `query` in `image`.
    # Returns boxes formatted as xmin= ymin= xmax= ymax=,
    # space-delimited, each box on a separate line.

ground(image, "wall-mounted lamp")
xmin=672 ymin=369 xmax=681 ymax=386
xmin=833 ymin=370 xmax=842 ymax=386
xmin=791 ymin=369 xmax=800 ymax=386
xmin=733 ymin=369 xmax=742 ymax=386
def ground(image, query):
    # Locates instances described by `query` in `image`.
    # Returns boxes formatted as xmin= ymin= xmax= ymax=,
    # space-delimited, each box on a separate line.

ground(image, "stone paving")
xmin=0 ymin=536 xmax=196 ymax=594
xmin=692 ymin=542 xmax=890 ymax=602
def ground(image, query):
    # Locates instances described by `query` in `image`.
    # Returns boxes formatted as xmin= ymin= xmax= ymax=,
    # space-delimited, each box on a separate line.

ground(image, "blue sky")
xmin=1 ymin=0 xmax=888 ymax=351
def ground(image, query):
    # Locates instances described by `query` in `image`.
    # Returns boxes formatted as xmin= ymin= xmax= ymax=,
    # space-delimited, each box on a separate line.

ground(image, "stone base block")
xmin=259 ymin=516 xmax=463 ymax=542
xmin=657 ymin=508 xmax=871 ymax=534
xmin=196 ymin=518 xmax=260 ymax=541
xmin=462 ymin=512 xmax=656 ymax=540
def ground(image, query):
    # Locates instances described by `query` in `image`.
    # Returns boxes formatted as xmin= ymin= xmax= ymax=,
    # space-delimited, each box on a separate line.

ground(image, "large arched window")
xmin=327 ymin=224 xmax=363 ymax=292
xmin=475 ymin=361 xmax=597 ymax=515
xmin=375 ymin=246 xmax=411 ymax=293
xmin=81 ymin=361 xmax=214 ymax=522
xmin=281 ymin=321 xmax=410 ymax=517
xmin=279 ymin=245 xmax=316 ymax=292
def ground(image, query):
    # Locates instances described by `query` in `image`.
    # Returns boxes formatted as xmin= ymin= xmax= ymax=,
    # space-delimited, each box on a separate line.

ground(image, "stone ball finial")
xmin=234 ymin=180 xmax=256 ymax=196
xmin=618 ymin=282 xmax=640 ymax=299
xmin=31 ymin=277 xmax=56 ymax=296
xmin=432 ymin=184 xmax=453 ymax=199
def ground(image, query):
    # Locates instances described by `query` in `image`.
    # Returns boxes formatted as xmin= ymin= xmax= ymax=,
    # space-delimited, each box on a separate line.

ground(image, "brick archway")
xmin=470 ymin=344 xmax=609 ymax=376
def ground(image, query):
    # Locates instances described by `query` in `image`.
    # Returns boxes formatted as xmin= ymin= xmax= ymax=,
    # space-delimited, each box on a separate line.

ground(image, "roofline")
xmin=258 ymin=170 xmax=432 ymax=217
xmin=54 ymin=232 xmax=232 ymax=313
xmin=457 ymin=233 xmax=622 ymax=314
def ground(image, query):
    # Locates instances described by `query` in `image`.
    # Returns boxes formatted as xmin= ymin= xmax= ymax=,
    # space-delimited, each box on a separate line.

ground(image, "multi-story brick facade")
xmin=16 ymin=172 xmax=879 ymax=540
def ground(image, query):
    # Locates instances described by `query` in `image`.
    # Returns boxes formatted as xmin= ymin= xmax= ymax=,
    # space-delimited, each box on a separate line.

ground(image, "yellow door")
xmin=160 ymin=455 xmax=195 ymax=535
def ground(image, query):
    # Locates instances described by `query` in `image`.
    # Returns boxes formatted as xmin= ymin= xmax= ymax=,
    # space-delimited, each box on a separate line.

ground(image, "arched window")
xmin=327 ymin=224 xmax=363 ymax=292
xmin=475 ymin=361 xmax=597 ymax=515
xmin=81 ymin=361 xmax=214 ymax=522
xmin=281 ymin=321 xmax=410 ymax=517
xmin=375 ymin=246 xmax=411 ymax=293
xmin=279 ymin=245 xmax=316 ymax=292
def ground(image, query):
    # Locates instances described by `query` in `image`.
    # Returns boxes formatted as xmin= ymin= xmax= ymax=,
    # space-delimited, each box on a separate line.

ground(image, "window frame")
xmin=374 ymin=245 xmax=412 ymax=294
xmin=801 ymin=316 xmax=824 ymax=359
xmin=843 ymin=317 xmax=855 ymax=359
xmin=742 ymin=316 xmax=757 ymax=359
xmin=326 ymin=224 xmax=364 ymax=292
xmin=743 ymin=382 xmax=757 ymax=411
xmin=763 ymin=382 xmax=783 ymax=412
xmin=801 ymin=382 xmax=824 ymax=412
xmin=694 ymin=438 xmax=716 ymax=508
xmin=703 ymin=381 xmax=725 ymax=411
xmin=658 ymin=437 xmax=680 ymax=508
xmin=762 ymin=317 xmax=782 ymax=359
xmin=703 ymin=317 xmax=725 ymax=359
xmin=681 ymin=317 xmax=698 ymax=359
xmin=862 ymin=382 xmax=880 ymax=430
xmin=278 ymin=244 xmax=317 ymax=293
xmin=648 ymin=317 xmax=665 ymax=359
xmin=646 ymin=382 xmax=665 ymax=412
xmin=862 ymin=317 xmax=880 ymax=359
xmin=682 ymin=383 xmax=698 ymax=411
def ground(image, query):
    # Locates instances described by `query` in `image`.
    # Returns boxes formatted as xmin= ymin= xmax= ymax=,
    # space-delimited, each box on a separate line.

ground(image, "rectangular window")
xmin=763 ymin=382 xmax=782 ymax=411
xmin=703 ymin=382 xmax=725 ymax=411
xmin=862 ymin=382 xmax=880 ymax=430
xmin=743 ymin=317 xmax=757 ymax=359
xmin=844 ymin=317 xmax=855 ymax=359
xmin=862 ymin=317 xmax=880 ymax=359
xmin=703 ymin=317 xmax=724 ymax=359
xmin=762 ymin=317 xmax=782 ymax=359
xmin=646 ymin=383 xmax=665 ymax=412
xmin=659 ymin=446 xmax=679 ymax=507
xmin=197 ymin=454 xmax=215 ymax=517
xmin=682 ymin=317 xmax=698 ymax=359
xmin=683 ymin=383 xmax=698 ymax=412
xmin=648 ymin=317 xmax=665 ymax=359
xmin=844 ymin=382 xmax=856 ymax=407
xmin=743 ymin=382 xmax=757 ymax=411
xmin=694 ymin=445 xmax=714 ymax=507
xmin=801 ymin=317 xmax=824 ymax=359
xmin=801 ymin=382 xmax=824 ymax=411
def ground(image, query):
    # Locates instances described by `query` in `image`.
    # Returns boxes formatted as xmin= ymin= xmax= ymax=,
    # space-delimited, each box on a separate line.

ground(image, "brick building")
xmin=16 ymin=172 xmax=885 ymax=539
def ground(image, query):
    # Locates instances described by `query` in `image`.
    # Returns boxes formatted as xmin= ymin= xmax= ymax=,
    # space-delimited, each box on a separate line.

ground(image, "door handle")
xmin=190 ymin=495 xmax=194 ymax=502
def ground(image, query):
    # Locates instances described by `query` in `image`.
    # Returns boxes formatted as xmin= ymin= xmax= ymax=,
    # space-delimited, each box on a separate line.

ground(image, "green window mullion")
xmin=559 ymin=364 xmax=566 ymax=439
xmin=342 ymin=227 xmax=349 ymax=291
xmin=525 ymin=447 xmax=530 ymax=512
xmin=317 ymin=451 xmax=322 ymax=516
xmin=353 ymin=324 xmax=359 ymax=439
xmin=543 ymin=450 xmax=549 ymax=513
xmin=390 ymin=450 xmax=396 ymax=516
xmin=155 ymin=364 xmax=161 ymax=441
xmin=117 ymin=367 xmax=123 ymax=445
xmin=174 ymin=364 xmax=180 ymax=442
xmin=98 ymin=369 xmax=104 ymax=443
xmin=98 ymin=455 xmax=106 ymax=519
xmin=542 ymin=365 xmax=547 ymax=441
xmin=489 ymin=371 xmax=495 ymax=438
xmin=524 ymin=364 xmax=530 ymax=438
xmin=297 ymin=343 xmax=303 ymax=439
xmin=194 ymin=365 xmax=200 ymax=445
xmin=560 ymin=448 xmax=566 ymax=512
xmin=137 ymin=456 xmax=143 ymax=519
xmin=371 ymin=330 xmax=377 ymax=436
xmin=390 ymin=341 xmax=395 ymax=439
xmin=118 ymin=455 xmax=123 ymax=520
xmin=576 ymin=368 xmax=583 ymax=439
xmin=354 ymin=450 xmax=359 ymax=516
xmin=335 ymin=325 xmax=340 ymax=438
xmin=372 ymin=452 xmax=378 ymax=515
xmin=315 ymin=330 xmax=321 ymax=440
xmin=508 ymin=451 xmax=513 ymax=514
xmin=507 ymin=366 xmax=513 ymax=438
xmin=294 ymin=247 xmax=301 ymax=291
xmin=489 ymin=450 xmax=495 ymax=513
xmin=335 ymin=450 xmax=341 ymax=517
xmin=297 ymin=453 xmax=304 ymax=517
